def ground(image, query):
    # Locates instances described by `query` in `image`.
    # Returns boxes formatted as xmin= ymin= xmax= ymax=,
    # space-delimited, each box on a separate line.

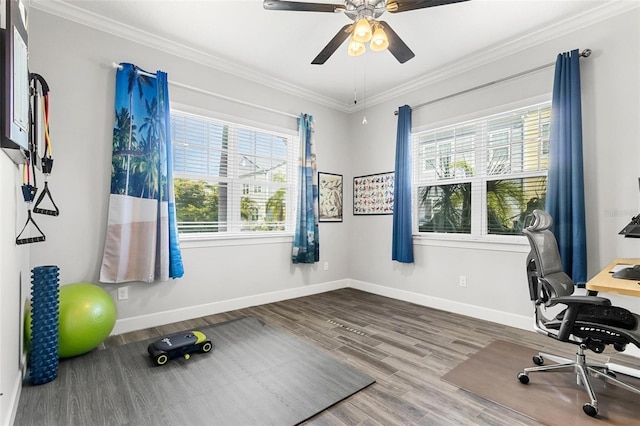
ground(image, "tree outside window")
xmin=413 ymin=103 xmax=551 ymax=238
xmin=171 ymin=111 xmax=296 ymax=235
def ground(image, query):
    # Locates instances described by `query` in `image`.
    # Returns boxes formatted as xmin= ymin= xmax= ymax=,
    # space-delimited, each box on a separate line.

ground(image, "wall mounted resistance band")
xmin=16 ymin=73 xmax=58 ymax=245
xmin=33 ymin=182 xmax=59 ymax=216
xmin=16 ymin=157 xmax=45 ymax=244
xmin=16 ymin=211 xmax=46 ymax=245
xmin=31 ymin=73 xmax=59 ymax=217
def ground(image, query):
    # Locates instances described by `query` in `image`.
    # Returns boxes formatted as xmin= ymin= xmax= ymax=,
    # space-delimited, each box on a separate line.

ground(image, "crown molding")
xmin=31 ymin=0 xmax=638 ymax=115
xmin=360 ymin=0 xmax=640 ymax=111
xmin=29 ymin=0 xmax=352 ymax=113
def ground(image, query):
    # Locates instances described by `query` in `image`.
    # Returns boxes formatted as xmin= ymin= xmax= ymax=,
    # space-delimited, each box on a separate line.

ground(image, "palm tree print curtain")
xmin=292 ymin=114 xmax=319 ymax=264
xmin=100 ymin=63 xmax=184 ymax=283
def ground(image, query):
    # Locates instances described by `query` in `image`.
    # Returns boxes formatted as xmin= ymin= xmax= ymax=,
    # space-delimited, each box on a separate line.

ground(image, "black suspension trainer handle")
xmin=33 ymin=181 xmax=59 ymax=216
xmin=16 ymin=211 xmax=46 ymax=245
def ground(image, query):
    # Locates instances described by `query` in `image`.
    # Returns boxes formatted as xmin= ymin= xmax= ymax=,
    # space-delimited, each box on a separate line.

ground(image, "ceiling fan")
xmin=263 ymin=0 xmax=469 ymax=65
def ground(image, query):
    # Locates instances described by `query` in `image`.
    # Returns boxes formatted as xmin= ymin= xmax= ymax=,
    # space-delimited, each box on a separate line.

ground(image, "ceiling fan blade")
xmin=263 ymin=0 xmax=346 ymax=13
xmin=311 ymin=24 xmax=354 ymax=65
xmin=386 ymin=0 xmax=470 ymax=13
xmin=379 ymin=21 xmax=415 ymax=64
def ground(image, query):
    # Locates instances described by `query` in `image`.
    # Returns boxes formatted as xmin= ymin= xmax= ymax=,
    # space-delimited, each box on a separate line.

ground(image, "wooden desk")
xmin=586 ymin=258 xmax=640 ymax=297
xmin=586 ymin=258 xmax=640 ymax=378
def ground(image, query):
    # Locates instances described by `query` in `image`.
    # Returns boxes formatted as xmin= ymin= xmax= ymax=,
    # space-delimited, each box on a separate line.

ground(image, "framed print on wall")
xmin=318 ymin=172 xmax=343 ymax=222
xmin=353 ymin=172 xmax=394 ymax=215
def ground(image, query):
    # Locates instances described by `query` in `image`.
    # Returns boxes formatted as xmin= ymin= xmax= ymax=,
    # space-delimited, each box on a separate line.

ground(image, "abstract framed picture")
xmin=318 ymin=172 xmax=343 ymax=222
xmin=353 ymin=172 xmax=394 ymax=215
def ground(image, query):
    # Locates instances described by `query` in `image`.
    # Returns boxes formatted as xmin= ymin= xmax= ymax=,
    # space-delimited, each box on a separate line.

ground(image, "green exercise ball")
xmin=24 ymin=300 xmax=32 ymax=352
xmin=25 ymin=283 xmax=117 ymax=358
xmin=58 ymin=283 xmax=117 ymax=358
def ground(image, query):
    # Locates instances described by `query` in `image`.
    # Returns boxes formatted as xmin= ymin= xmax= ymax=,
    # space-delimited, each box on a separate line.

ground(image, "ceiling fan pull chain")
xmin=362 ymin=54 xmax=368 ymax=125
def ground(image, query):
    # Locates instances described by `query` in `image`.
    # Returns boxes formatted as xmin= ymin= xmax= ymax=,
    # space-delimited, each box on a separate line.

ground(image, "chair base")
xmin=517 ymin=346 xmax=640 ymax=417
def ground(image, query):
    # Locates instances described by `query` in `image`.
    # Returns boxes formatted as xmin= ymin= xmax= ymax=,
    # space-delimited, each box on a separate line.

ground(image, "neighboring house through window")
xmin=171 ymin=110 xmax=297 ymax=235
xmin=413 ymin=102 xmax=551 ymax=238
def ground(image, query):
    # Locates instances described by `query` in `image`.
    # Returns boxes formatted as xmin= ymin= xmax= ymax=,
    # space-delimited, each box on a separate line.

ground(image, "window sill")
xmin=413 ymin=233 xmax=530 ymax=253
xmin=179 ymin=232 xmax=294 ymax=249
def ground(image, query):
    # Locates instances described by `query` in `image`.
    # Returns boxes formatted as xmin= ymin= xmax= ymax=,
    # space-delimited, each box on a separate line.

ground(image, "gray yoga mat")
xmin=16 ymin=316 xmax=375 ymax=425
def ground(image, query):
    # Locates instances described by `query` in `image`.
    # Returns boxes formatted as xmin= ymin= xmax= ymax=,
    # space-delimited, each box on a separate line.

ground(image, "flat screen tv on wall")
xmin=0 ymin=0 xmax=30 ymax=164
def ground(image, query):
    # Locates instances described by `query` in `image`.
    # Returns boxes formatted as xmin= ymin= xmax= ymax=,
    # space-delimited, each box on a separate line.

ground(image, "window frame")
xmin=411 ymin=96 xmax=552 ymax=247
xmin=169 ymin=103 xmax=298 ymax=244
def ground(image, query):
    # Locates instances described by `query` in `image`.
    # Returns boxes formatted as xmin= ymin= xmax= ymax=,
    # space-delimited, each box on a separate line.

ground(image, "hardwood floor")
xmin=103 ymin=288 xmax=630 ymax=425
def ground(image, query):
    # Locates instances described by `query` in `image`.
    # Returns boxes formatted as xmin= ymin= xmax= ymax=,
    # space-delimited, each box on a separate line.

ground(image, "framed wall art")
xmin=318 ymin=172 xmax=343 ymax=222
xmin=353 ymin=172 xmax=394 ymax=215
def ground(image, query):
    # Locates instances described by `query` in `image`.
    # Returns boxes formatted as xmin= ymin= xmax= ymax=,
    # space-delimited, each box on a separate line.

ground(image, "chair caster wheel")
xmin=614 ymin=342 xmax=626 ymax=352
xmin=517 ymin=372 xmax=529 ymax=384
xmin=583 ymin=403 xmax=598 ymax=417
xmin=532 ymin=355 xmax=544 ymax=366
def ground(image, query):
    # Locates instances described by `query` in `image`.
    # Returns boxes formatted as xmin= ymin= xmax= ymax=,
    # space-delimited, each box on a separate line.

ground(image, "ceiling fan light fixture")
xmin=353 ymin=18 xmax=372 ymax=43
xmin=370 ymin=26 xmax=389 ymax=52
xmin=347 ymin=36 xmax=366 ymax=57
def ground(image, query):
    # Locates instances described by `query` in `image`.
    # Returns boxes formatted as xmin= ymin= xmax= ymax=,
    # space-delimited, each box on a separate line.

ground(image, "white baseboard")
xmin=621 ymin=344 xmax=640 ymax=359
xmin=606 ymin=361 xmax=640 ymax=378
xmin=112 ymin=278 xmax=533 ymax=335
xmin=348 ymin=279 xmax=533 ymax=332
xmin=111 ymin=279 xmax=349 ymax=335
xmin=112 ymin=279 xmax=640 ymax=361
xmin=3 ymin=369 xmax=22 ymax=426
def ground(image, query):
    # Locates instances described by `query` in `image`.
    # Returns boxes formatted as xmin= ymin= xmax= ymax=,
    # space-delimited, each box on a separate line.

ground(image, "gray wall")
xmin=2 ymin=5 xmax=640 ymax=425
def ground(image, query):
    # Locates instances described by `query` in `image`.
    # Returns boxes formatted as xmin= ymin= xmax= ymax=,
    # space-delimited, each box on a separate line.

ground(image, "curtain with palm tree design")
xmin=292 ymin=114 xmax=319 ymax=264
xmin=546 ymin=49 xmax=586 ymax=285
xmin=100 ymin=63 xmax=184 ymax=283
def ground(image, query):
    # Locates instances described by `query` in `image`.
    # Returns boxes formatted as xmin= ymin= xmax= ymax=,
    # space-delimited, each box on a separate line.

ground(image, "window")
xmin=413 ymin=102 xmax=550 ymax=238
xmin=171 ymin=110 xmax=297 ymax=235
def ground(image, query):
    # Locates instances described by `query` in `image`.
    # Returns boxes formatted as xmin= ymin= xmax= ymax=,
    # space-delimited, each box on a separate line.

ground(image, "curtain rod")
xmin=111 ymin=62 xmax=299 ymax=119
xmin=394 ymin=49 xmax=592 ymax=115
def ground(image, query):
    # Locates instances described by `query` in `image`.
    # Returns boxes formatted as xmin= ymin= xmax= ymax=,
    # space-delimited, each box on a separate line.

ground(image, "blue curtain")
xmin=292 ymin=114 xmax=319 ymax=264
xmin=157 ymin=72 xmax=184 ymax=280
xmin=100 ymin=63 xmax=184 ymax=283
xmin=546 ymin=49 xmax=586 ymax=285
xmin=392 ymin=105 xmax=414 ymax=263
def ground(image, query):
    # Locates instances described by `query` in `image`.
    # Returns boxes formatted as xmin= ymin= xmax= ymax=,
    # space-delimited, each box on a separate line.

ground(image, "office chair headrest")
xmin=526 ymin=209 xmax=553 ymax=231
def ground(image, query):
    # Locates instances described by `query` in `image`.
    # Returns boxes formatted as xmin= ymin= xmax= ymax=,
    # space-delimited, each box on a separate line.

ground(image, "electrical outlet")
xmin=323 ymin=261 xmax=329 ymax=271
xmin=459 ymin=275 xmax=467 ymax=287
xmin=117 ymin=286 xmax=129 ymax=301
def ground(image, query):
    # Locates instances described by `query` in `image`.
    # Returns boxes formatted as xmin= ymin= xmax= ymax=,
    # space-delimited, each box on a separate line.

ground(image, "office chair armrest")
xmin=550 ymin=296 xmax=611 ymax=341
xmin=547 ymin=295 xmax=611 ymax=308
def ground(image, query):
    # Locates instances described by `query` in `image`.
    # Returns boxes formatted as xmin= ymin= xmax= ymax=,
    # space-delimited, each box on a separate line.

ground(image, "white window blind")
xmin=413 ymin=102 xmax=551 ymax=237
xmin=171 ymin=110 xmax=297 ymax=235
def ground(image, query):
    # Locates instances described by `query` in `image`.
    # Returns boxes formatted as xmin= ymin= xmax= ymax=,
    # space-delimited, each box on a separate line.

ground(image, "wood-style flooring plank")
xmin=101 ymin=288 xmax=633 ymax=425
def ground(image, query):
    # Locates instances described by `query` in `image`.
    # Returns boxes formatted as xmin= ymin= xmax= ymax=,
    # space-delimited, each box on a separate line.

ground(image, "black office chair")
xmin=518 ymin=209 xmax=640 ymax=417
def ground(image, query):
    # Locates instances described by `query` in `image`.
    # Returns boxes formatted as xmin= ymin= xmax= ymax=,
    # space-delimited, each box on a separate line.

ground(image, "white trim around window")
xmin=412 ymin=95 xmax=552 ymax=245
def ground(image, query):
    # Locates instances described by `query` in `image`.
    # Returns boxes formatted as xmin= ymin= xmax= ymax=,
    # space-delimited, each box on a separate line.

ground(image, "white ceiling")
xmin=30 ymin=0 xmax=624 ymax=111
